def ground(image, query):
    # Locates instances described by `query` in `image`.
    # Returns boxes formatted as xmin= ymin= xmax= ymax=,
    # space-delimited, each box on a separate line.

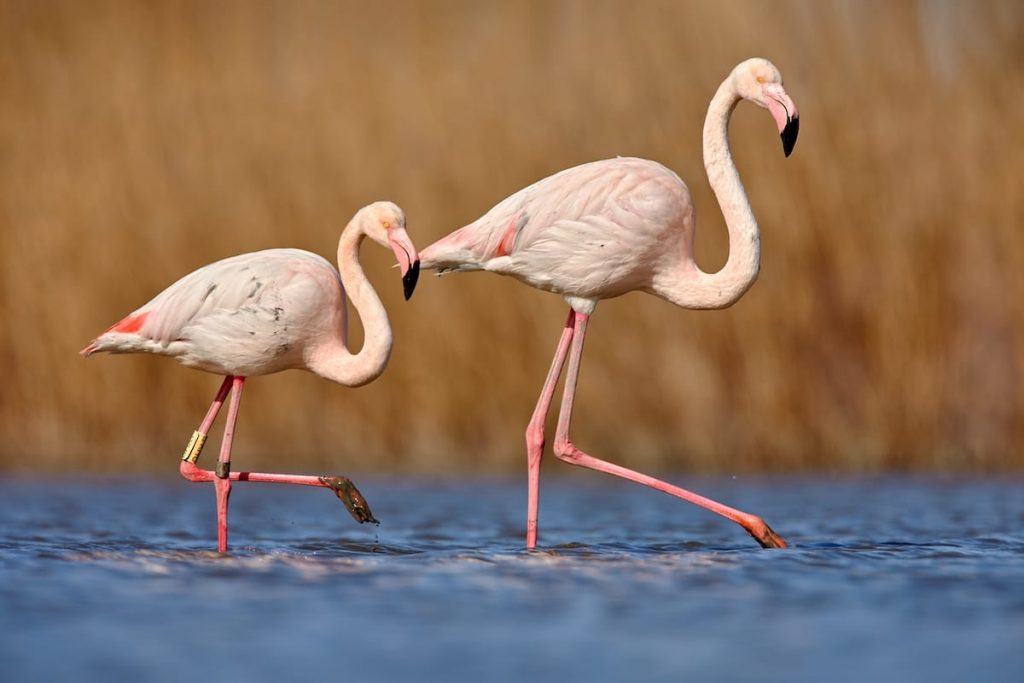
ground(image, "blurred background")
xmin=1 ymin=0 xmax=1022 ymax=476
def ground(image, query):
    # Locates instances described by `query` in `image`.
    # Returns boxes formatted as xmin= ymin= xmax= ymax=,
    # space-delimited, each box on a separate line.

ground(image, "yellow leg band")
xmin=182 ymin=431 xmax=207 ymax=464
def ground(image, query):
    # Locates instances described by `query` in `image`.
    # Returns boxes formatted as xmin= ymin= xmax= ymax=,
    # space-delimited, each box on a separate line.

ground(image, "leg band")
xmin=182 ymin=431 xmax=207 ymax=464
xmin=215 ymin=461 xmax=231 ymax=479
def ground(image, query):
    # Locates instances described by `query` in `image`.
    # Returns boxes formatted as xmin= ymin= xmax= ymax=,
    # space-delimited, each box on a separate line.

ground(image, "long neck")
xmin=307 ymin=224 xmax=393 ymax=387
xmin=661 ymin=78 xmax=761 ymax=310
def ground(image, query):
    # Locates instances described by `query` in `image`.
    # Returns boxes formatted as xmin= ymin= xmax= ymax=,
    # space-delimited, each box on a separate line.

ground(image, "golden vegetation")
xmin=1 ymin=1 xmax=1022 ymax=474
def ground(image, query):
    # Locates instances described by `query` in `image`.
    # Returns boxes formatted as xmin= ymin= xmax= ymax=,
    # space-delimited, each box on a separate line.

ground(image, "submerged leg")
xmin=550 ymin=312 xmax=787 ymax=549
xmin=524 ymin=309 xmax=576 ymax=549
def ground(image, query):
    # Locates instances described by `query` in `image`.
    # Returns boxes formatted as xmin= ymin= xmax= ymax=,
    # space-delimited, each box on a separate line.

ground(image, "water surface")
xmin=2 ymin=475 xmax=1022 ymax=682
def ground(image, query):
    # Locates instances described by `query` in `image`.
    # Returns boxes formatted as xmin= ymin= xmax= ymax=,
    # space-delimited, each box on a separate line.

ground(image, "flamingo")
xmin=420 ymin=58 xmax=799 ymax=549
xmin=81 ymin=201 xmax=420 ymax=552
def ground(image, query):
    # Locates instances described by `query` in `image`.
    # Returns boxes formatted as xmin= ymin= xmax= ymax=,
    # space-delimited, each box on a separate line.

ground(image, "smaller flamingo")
xmin=420 ymin=58 xmax=799 ymax=549
xmin=81 ymin=201 xmax=420 ymax=552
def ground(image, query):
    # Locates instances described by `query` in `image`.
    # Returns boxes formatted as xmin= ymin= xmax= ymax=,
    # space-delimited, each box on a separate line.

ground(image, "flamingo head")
xmin=733 ymin=58 xmax=800 ymax=157
xmin=361 ymin=201 xmax=421 ymax=300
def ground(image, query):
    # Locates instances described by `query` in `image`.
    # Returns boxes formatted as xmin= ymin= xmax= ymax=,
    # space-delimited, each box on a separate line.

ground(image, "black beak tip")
xmin=781 ymin=116 xmax=800 ymax=158
xmin=403 ymin=260 xmax=420 ymax=300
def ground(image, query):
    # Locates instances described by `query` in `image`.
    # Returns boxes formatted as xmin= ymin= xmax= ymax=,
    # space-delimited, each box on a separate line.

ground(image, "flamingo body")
xmin=84 ymin=249 xmax=346 ymax=378
xmin=424 ymin=157 xmax=694 ymax=306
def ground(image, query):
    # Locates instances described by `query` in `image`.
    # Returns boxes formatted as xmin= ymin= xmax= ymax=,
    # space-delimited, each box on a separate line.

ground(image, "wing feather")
xmin=419 ymin=156 xmax=692 ymax=299
xmin=86 ymin=249 xmax=339 ymax=367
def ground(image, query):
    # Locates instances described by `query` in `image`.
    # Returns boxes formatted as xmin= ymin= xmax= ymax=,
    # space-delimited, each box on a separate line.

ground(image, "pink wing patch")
xmin=494 ymin=223 xmax=516 ymax=257
xmin=493 ymin=212 xmax=527 ymax=258
xmin=80 ymin=310 xmax=151 ymax=356
xmin=107 ymin=311 xmax=150 ymax=334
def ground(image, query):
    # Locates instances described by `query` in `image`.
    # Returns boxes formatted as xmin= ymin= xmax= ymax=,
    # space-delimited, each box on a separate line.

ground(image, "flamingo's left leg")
xmin=178 ymin=375 xmax=233 ymax=474
xmin=550 ymin=312 xmax=788 ymax=549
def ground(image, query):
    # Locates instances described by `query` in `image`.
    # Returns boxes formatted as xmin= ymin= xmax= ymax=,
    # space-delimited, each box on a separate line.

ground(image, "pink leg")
xmin=176 ymin=375 xmax=234 ymax=473
xmin=200 ymin=376 xmax=233 ymax=435
xmin=177 ymin=377 xmax=379 ymax=550
xmin=213 ymin=376 xmax=245 ymax=552
xmin=551 ymin=312 xmax=787 ymax=549
xmin=524 ymin=309 xmax=576 ymax=549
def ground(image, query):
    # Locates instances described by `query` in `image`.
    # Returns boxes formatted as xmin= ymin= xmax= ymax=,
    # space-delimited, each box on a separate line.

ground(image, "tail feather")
xmin=81 ymin=311 xmax=151 ymax=357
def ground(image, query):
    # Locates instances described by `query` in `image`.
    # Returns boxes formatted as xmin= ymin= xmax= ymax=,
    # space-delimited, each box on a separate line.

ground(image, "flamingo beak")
xmin=780 ymin=116 xmax=800 ymax=158
xmin=403 ymin=261 xmax=421 ymax=301
xmin=388 ymin=227 xmax=420 ymax=300
xmin=763 ymin=83 xmax=799 ymax=157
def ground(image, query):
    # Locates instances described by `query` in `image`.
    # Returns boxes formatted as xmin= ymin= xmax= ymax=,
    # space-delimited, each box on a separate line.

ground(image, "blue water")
xmin=1 ymin=475 xmax=1022 ymax=682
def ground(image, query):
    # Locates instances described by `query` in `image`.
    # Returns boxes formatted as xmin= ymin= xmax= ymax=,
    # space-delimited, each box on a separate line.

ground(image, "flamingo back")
xmin=420 ymin=158 xmax=695 ymax=301
xmin=82 ymin=249 xmax=346 ymax=377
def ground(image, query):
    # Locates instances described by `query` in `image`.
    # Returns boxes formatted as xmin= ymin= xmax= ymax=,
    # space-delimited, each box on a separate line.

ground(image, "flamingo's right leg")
xmin=524 ymin=309 xmax=576 ymax=549
xmin=210 ymin=377 xmax=245 ymax=553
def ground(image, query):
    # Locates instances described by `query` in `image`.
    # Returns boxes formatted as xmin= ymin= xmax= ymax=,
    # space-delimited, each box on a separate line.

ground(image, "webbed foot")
xmin=319 ymin=476 xmax=379 ymax=525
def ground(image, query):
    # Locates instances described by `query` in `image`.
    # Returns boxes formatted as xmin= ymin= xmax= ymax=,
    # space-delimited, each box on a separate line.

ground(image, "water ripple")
xmin=1 ymin=476 xmax=1022 ymax=682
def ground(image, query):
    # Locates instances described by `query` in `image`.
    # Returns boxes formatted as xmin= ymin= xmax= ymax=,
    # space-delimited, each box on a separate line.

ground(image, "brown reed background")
xmin=1 ymin=0 xmax=1022 ymax=475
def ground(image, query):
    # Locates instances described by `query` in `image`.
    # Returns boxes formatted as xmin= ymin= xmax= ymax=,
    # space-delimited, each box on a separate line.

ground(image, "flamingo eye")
xmin=383 ymin=221 xmax=391 ymax=230
xmin=756 ymin=76 xmax=765 ymax=84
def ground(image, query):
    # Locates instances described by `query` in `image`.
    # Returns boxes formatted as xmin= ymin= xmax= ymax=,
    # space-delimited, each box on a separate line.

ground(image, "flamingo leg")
xmin=176 ymin=377 xmax=378 ymax=551
xmin=178 ymin=375 xmax=234 ymax=469
xmin=550 ymin=311 xmax=788 ymax=549
xmin=212 ymin=376 xmax=245 ymax=552
xmin=524 ymin=309 xmax=576 ymax=549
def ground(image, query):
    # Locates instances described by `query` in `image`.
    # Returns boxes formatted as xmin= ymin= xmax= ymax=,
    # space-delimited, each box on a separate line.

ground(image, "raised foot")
xmin=320 ymin=476 xmax=379 ymax=525
xmin=746 ymin=518 xmax=788 ymax=549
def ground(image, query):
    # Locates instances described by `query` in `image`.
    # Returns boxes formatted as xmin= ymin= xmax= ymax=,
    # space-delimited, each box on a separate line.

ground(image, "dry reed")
xmin=1 ymin=0 xmax=1022 ymax=474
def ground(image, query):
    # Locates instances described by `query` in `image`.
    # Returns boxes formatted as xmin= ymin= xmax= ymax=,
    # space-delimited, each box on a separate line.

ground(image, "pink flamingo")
xmin=81 ymin=201 xmax=420 ymax=552
xmin=420 ymin=58 xmax=799 ymax=549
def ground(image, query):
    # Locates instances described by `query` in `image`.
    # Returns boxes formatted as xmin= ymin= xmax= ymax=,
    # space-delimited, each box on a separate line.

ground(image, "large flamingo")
xmin=82 ymin=201 xmax=420 ymax=552
xmin=420 ymin=58 xmax=799 ymax=549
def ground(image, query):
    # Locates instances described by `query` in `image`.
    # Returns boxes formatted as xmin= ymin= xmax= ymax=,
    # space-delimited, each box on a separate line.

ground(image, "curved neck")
xmin=307 ymin=222 xmax=393 ymax=387
xmin=660 ymin=77 xmax=761 ymax=310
